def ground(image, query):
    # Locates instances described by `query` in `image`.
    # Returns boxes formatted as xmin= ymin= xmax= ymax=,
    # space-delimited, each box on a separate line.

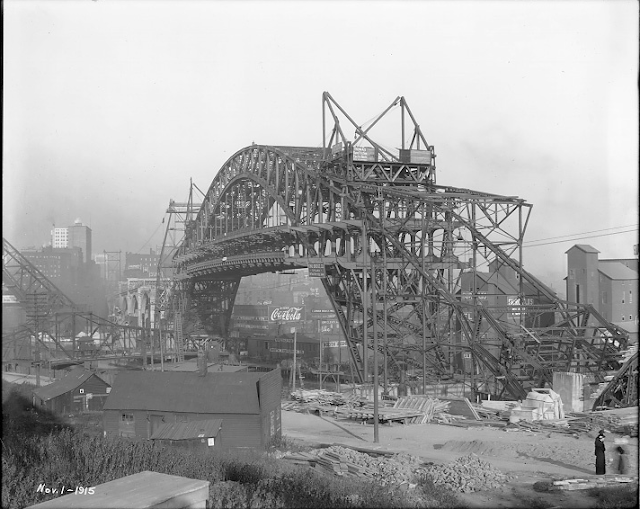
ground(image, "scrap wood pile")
xmin=333 ymin=406 xmax=431 ymax=423
xmin=283 ymin=445 xmax=427 ymax=487
xmin=283 ymin=389 xmax=371 ymax=409
xmin=534 ymin=476 xmax=638 ymax=492
xmin=505 ymin=408 xmax=638 ymax=437
xmin=425 ymin=454 xmax=515 ymax=493
xmin=392 ymin=396 xmax=453 ymax=424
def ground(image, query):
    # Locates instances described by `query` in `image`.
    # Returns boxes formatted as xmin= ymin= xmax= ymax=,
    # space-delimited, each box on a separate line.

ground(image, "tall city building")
xmin=50 ymin=219 xmax=92 ymax=263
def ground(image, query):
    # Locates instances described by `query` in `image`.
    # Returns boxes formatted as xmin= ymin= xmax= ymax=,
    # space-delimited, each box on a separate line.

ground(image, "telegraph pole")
xmin=292 ymin=327 xmax=297 ymax=394
xmin=361 ymin=220 xmax=368 ymax=390
xmin=371 ymin=253 xmax=379 ymax=443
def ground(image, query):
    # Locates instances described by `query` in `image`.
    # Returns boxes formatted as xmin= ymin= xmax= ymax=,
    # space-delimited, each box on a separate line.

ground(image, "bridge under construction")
xmin=3 ymin=92 xmax=635 ymax=404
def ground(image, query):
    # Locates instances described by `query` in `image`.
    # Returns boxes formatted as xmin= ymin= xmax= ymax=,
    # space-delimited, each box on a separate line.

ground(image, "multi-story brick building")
xmin=50 ymin=219 xmax=92 ymax=263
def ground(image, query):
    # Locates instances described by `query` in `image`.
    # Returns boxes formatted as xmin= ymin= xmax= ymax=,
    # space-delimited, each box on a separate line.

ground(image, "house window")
xmin=264 ymin=341 xmax=270 ymax=350
xmin=576 ymin=284 xmax=581 ymax=304
xmin=621 ymin=316 xmax=625 ymax=321
xmin=622 ymin=291 xmax=625 ymax=304
xmin=79 ymin=388 xmax=85 ymax=394
xmin=119 ymin=413 xmax=135 ymax=438
xmin=630 ymin=291 xmax=633 ymax=304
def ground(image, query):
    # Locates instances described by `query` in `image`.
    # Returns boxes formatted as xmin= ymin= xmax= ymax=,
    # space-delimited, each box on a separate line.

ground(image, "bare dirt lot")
xmin=281 ymin=410 xmax=639 ymax=508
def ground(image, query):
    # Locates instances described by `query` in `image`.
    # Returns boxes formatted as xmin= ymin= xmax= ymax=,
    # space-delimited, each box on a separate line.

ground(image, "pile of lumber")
xmin=289 ymin=389 xmax=371 ymax=407
xmin=549 ymin=476 xmax=637 ymax=491
xmin=392 ymin=396 xmax=451 ymax=424
xmin=290 ymin=389 xmax=346 ymax=406
xmin=334 ymin=406 xmax=428 ymax=423
xmin=283 ymin=445 xmax=426 ymax=486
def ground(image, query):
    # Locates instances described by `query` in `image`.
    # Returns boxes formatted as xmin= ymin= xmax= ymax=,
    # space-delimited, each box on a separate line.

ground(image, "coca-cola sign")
xmin=269 ymin=306 xmax=304 ymax=322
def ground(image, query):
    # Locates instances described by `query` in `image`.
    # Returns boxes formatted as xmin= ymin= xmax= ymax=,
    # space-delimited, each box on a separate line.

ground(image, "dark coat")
xmin=594 ymin=436 xmax=606 ymax=475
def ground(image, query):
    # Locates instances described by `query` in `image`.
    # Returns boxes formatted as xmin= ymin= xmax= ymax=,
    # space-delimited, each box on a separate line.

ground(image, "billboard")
xmin=268 ymin=306 xmax=305 ymax=322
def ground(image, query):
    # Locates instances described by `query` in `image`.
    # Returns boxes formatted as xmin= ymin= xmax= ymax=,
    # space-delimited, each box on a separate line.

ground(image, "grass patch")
xmin=2 ymin=382 xmax=459 ymax=508
xmin=587 ymin=484 xmax=639 ymax=509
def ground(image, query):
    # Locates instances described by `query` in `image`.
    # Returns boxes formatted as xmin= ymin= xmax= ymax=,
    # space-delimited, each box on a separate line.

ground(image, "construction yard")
xmin=279 ymin=393 xmax=639 ymax=508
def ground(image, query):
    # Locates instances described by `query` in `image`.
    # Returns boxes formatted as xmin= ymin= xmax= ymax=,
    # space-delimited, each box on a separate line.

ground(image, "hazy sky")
xmin=3 ymin=0 xmax=638 ymax=294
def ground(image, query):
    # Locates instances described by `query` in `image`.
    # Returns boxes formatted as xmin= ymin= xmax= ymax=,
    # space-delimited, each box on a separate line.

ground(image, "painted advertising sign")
xmin=268 ymin=306 xmax=305 ymax=322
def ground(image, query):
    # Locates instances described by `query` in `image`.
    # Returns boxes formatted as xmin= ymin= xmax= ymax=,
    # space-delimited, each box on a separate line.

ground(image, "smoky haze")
xmin=3 ymin=0 xmax=638 ymax=293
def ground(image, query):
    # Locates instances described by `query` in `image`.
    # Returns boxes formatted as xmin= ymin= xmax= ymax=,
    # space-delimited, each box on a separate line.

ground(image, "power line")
xmin=524 ymin=229 xmax=638 ymax=248
xmin=133 ymin=220 xmax=164 ymax=254
xmin=524 ymin=224 xmax=638 ymax=244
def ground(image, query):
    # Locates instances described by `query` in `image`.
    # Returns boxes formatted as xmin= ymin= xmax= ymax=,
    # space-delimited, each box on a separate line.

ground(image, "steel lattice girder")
xmin=173 ymin=96 xmax=628 ymax=399
xmin=592 ymin=352 xmax=638 ymax=409
xmin=2 ymin=237 xmax=161 ymax=360
xmin=173 ymin=143 xmax=628 ymax=398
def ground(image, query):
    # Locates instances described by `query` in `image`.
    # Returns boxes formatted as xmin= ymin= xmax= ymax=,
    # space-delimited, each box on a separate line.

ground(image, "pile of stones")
xmin=425 ymin=453 xmax=514 ymax=493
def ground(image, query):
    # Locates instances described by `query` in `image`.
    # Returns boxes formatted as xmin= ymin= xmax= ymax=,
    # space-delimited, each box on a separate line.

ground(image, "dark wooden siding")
xmin=46 ymin=375 xmax=111 ymax=415
xmin=104 ymin=409 xmax=262 ymax=449
xmin=257 ymin=368 xmax=282 ymax=445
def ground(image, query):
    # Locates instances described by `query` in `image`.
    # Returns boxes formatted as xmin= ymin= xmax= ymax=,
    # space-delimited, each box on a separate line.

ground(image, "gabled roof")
xmin=565 ymin=244 xmax=600 ymax=254
xmin=33 ymin=368 xmax=109 ymax=402
xmin=150 ymin=419 xmax=223 ymax=440
xmin=598 ymin=261 xmax=638 ymax=281
xmin=102 ymin=370 xmax=271 ymax=414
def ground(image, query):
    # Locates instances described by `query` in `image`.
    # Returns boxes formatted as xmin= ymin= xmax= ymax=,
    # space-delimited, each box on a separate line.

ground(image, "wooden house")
xmin=32 ymin=367 xmax=111 ymax=414
xmin=102 ymin=368 xmax=281 ymax=450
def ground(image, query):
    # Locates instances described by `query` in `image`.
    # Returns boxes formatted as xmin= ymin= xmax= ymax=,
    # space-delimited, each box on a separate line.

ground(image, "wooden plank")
xmin=439 ymin=397 xmax=481 ymax=420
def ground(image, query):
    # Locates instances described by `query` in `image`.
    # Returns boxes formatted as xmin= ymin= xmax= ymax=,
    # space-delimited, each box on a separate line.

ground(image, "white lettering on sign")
xmin=270 ymin=348 xmax=304 ymax=354
xmin=269 ymin=307 xmax=304 ymax=322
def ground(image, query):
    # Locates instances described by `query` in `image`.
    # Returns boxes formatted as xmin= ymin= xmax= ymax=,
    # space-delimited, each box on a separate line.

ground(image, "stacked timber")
xmin=334 ymin=405 xmax=430 ymax=423
xmin=283 ymin=445 xmax=426 ymax=486
xmin=392 ymin=396 xmax=451 ymax=424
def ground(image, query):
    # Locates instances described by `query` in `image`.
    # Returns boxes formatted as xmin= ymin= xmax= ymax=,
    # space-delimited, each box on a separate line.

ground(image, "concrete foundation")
xmin=552 ymin=372 xmax=585 ymax=413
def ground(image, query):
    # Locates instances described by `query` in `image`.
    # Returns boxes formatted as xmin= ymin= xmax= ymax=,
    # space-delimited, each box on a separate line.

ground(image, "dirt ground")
xmin=281 ymin=410 xmax=639 ymax=508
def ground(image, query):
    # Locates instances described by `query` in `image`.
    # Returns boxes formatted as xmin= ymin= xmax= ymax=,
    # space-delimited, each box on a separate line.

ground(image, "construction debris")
xmin=283 ymin=445 xmax=427 ymax=486
xmin=533 ymin=476 xmax=639 ymax=492
xmin=392 ymin=396 xmax=452 ymax=424
xmin=425 ymin=454 xmax=515 ymax=493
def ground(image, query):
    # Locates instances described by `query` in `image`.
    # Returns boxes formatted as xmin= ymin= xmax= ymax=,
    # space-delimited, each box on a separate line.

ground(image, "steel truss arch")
xmin=169 ymin=93 xmax=630 ymax=401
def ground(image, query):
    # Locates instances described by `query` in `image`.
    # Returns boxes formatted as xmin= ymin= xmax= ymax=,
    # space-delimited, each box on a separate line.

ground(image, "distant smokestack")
xmin=197 ymin=349 xmax=207 ymax=377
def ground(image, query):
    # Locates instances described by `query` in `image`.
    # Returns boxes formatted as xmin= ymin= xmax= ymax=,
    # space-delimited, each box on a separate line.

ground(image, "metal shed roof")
xmin=598 ymin=261 xmax=638 ymax=281
xmin=150 ymin=419 xmax=223 ymax=440
xmin=103 ymin=370 xmax=266 ymax=414
xmin=32 ymin=368 xmax=109 ymax=402
xmin=565 ymin=244 xmax=600 ymax=254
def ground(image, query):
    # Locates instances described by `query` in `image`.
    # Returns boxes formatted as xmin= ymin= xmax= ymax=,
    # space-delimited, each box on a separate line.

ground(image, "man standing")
xmin=594 ymin=430 xmax=606 ymax=475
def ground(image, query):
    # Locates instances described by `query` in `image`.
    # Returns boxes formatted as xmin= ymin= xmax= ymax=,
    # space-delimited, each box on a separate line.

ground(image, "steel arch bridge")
xmin=170 ymin=93 xmax=629 ymax=399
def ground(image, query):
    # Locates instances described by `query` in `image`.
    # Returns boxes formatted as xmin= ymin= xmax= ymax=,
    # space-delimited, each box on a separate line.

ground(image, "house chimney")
xmin=197 ymin=349 xmax=207 ymax=377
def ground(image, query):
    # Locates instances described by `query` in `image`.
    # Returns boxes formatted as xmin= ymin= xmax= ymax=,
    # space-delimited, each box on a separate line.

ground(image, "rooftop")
xmin=103 ymin=370 xmax=279 ymax=414
xmin=565 ymin=244 xmax=600 ymax=254
xmin=598 ymin=261 xmax=638 ymax=281
xmin=32 ymin=367 xmax=108 ymax=402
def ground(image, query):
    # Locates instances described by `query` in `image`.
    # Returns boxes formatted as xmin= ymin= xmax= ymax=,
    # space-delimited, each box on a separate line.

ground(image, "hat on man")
xmin=598 ymin=429 xmax=606 ymax=436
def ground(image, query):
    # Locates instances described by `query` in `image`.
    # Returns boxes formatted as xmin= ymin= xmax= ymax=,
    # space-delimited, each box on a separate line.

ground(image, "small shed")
xmin=150 ymin=418 xmax=223 ymax=453
xmin=103 ymin=368 xmax=281 ymax=449
xmin=32 ymin=367 xmax=111 ymax=414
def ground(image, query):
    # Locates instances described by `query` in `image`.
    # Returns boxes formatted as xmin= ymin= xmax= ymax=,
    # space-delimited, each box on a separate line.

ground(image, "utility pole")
xmin=292 ymin=327 xmax=297 ymax=394
xmin=371 ymin=253 xmax=379 ymax=443
xmin=362 ymin=220 xmax=368 ymax=391
xmin=319 ymin=336 xmax=322 ymax=390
